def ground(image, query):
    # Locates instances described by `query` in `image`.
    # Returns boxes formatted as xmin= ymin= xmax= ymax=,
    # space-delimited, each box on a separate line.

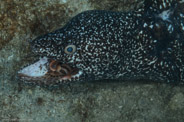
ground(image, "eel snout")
xmin=18 ymin=57 xmax=80 ymax=84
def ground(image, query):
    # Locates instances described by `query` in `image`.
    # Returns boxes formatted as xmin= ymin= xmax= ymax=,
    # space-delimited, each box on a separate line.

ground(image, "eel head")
xmin=18 ymin=11 xmax=123 ymax=87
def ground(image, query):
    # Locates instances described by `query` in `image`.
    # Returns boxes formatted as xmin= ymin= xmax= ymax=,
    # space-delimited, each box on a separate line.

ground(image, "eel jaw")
xmin=18 ymin=57 xmax=83 ymax=86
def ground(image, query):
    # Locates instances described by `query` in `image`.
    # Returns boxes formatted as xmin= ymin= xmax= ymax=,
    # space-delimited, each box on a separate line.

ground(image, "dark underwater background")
xmin=0 ymin=0 xmax=184 ymax=122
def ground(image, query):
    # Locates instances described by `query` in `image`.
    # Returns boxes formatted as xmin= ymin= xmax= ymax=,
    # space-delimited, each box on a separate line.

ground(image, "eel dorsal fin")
xmin=143 ymin=0 xmax=178 ymax=15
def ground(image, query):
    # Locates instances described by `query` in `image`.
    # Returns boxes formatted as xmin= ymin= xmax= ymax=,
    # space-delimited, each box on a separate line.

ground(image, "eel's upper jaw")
xmin=18 ymin=57 xmax=83 ymax=86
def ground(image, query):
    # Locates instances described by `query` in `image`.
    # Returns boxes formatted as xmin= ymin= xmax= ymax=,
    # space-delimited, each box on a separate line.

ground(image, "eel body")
xmin=18 ymin=0 xmax=184 ymax=87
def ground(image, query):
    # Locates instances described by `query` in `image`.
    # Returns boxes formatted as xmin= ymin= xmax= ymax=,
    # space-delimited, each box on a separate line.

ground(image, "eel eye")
xmin=64 ymin=45 xmax=76 ymax=54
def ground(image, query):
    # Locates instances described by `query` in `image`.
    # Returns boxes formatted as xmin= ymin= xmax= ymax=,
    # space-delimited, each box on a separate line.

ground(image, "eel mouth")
xmin=18 ymin=57 xmax=82 ymax=85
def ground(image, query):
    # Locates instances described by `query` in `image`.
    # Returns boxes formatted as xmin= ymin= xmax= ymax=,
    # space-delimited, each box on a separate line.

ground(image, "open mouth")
xmin=18 ymin=57 xmax=82 ymax=85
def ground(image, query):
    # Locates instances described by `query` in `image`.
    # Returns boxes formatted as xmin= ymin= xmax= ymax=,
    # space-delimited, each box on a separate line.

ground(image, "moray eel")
xmin=18 ymin=0 xmax=184 ymax=87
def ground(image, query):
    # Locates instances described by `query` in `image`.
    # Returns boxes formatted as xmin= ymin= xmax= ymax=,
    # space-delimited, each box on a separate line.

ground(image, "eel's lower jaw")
xmin=18 ymin=57 xmax=83 ymax=86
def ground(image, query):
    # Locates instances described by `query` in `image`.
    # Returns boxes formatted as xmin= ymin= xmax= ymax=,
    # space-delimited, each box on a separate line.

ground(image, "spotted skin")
xmin=22 ymin=0 xmax=184 ymax=87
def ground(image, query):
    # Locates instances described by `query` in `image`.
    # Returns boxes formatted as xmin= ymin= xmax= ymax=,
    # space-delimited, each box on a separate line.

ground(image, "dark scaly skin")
xmin=20 ymin=0 xmax=184 ymax=87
